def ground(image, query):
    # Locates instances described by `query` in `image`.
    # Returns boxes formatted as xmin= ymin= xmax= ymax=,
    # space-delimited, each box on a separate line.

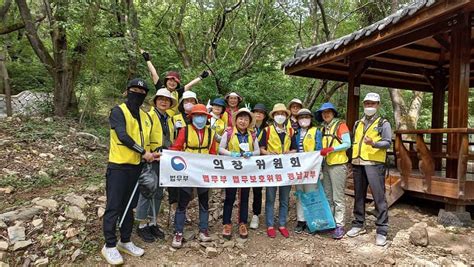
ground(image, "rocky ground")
xmin=0 ymin=116 xmax=473 ymax=266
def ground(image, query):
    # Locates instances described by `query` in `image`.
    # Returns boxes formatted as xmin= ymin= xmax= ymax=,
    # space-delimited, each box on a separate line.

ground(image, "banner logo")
xmin=171 ymin=156 xmax=187 ymax=171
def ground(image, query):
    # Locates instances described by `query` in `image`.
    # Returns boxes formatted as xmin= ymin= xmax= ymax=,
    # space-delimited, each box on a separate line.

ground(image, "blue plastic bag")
xmin=295 ymin=181 xmax=336 ymax=232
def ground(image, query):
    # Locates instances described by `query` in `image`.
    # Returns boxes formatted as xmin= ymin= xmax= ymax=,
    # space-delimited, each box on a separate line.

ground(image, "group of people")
xmin=100 ymin=51 xmax=392 ymax=265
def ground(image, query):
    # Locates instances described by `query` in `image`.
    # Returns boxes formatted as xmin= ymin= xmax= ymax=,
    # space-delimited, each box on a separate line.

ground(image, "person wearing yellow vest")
xmin=140 ymin=49 xmax=209 ymax=116
xmin=315 ymin=102 xmax=351 ymax=239
xmin=135 ymin=89 xmax=176 ymax=243
xmin=223 ymin=92 xmax=243 ymax=128
xmin=102 ymin=78 xmax=159 ymax=265
xmin=346 ymin=93 xmax=392 ymax=247
xmin=169 ymin=104 xmax=218 ymax=248
xmin=287 ymin=98 xmax=303 ymax=131
xmin=259 ymin=103 xmax=297 ymax=238
xmin=248 ymin=103 xmax=269 ymax=230
xmin=209 ymin=98 xmax=227 ymax=142
xmin=292 ymin=109 xmax=323 ymax=234
xmin=219 ymin=108 xmax=260 ymax=240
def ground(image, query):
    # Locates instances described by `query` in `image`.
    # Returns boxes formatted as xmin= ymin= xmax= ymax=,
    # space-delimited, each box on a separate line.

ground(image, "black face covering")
xmin=127 ymin=91 xmax=146 ymax=110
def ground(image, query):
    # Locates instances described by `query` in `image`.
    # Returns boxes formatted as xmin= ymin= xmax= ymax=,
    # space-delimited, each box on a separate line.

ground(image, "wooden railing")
xmin=394 ymin=128 xmax=474 ymax=198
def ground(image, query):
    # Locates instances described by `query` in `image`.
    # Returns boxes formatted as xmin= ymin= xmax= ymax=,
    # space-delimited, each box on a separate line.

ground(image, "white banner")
xmin=160 ymin=150 xmax=323 ymax=188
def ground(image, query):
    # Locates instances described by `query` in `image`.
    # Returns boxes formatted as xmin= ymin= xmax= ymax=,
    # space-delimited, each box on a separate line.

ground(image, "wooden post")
xmin=346 ymin=60 xmax=368 ymax=130
xmin=446 ymin=15 xmax=470 ymax=179
xmin=430 ymin=68 xmax=446 ymax=171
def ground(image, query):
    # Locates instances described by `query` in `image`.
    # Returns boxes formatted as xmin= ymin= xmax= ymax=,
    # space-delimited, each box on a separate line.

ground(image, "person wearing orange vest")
xmin=169 ymin=104 xmax=217 ymax=249
xmin=135 ymin=89 xmax=176 ymax=243
xmin=102 ymin=78 xmax=159 ymax=265
xmin=346 ymin=93 xmax=392 ymax=247
xmin=315 ymin=102 xmax=351 ymax=239
xmin=219 ymin=108 xmax=260 ymax=240
xmin=223 ymin=92 xmax=243 ymax=128
xmin=259 ymin=103 xmax=297 ymax=238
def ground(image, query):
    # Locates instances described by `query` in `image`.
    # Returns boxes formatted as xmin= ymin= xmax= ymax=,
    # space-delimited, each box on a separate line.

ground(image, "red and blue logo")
xmin=171 ymin=156 xmax=187 ymax=171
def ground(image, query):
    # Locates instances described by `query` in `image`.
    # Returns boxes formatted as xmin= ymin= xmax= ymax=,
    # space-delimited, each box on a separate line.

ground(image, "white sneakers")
xmin=172 ymin=232 xmax=184 ymax=248
xmin=101 ymin=246 xmax=123 ymax=265
xmin=117 ymin=241 xmax=145 ymax=257
xmin=250 ymin=215 xmax=259 ymax=229
xmin=102 ymin=242 xmax=144 ymax=265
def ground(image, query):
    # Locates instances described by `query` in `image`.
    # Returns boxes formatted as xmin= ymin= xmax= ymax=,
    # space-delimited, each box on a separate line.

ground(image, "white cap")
xmin=287 ymin=98 xmax=303 ymax=108
xmin=179 ymin=91 xmax=198 ymax=104
xmin=363 ymin=93 xmax=380 ymax=103
xmin=153 ymin=88 xmax=177 ymax=108
xmin=224 ymin=92 xmax=243 ymax=102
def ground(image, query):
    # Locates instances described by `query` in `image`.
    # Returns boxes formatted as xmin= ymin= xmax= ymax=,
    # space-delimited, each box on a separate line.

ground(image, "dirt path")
xmin=85 ymin=192 xmax=474 ymax=266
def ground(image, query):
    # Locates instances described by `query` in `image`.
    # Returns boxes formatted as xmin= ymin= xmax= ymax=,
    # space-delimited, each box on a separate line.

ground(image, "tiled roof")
xmin=282 ymin=0 xmax=437 ymax=69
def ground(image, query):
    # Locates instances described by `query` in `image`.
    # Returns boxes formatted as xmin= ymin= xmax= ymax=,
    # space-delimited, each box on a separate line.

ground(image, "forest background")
xmin=1 ymin=0 xmax=474 ymax=130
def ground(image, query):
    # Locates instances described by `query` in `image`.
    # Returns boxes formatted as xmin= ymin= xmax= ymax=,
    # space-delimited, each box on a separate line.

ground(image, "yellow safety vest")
xmin=148 ymin=108 xmax=175 ymax=151
xmin=300 ymin=127 xmax=320 ymax=152
xmin=352 ymin=117 xmax=387 ymax=163
xmin=227 ymin=127 xmax=254 ymax=153
xmin=109 ymin=103 xmax=152 ymax=165
xmin=322 ymin=119 xmax=349 ymax=165
xmin=184 ymin=125 xmax=215 ymax=154
xmin=265 ymin=125 xmax=293 ymax=154
xmin=210 ymin=117 xmax=226 ymax=137
xmin=173 ymin=113 xmax=187 ymax=129
xmin=165 ymin=90 xmax=180 ymax=116
xmin=222 ymin=111 xmax=229 ymax=128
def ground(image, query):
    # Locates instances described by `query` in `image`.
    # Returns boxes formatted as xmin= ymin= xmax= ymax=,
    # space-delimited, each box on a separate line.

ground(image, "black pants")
xmin=223 ymin=188 xmax=250 ymax=224
xmin=351 ymin=164 xmax=389 ymax=236
xmin=103 ymin=167 xmax=141 ymax=247
xmin=252 ymin=187 xmax=263 ymax=216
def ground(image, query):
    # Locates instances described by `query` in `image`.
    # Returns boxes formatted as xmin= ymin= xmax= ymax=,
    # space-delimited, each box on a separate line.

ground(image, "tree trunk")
xmin=0 ymin=48 xmax=12 ymax=117
xmin=170 ymin=0 xmax=192 ymax=69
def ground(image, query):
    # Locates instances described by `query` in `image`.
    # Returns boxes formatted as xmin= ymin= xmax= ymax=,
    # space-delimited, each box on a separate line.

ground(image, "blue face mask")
xmin=192 ymin=115 xmax=207 ymax=129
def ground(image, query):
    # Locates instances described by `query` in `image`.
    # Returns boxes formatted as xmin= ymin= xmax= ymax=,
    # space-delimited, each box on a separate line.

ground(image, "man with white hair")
xmin=346 ymin=92 xmax=392 ymax=247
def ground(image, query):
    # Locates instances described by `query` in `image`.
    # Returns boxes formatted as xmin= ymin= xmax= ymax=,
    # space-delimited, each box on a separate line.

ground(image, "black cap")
xmin=127 ymin=78 xmax=149 ymax=92
xmin=252 ymin=103 xmax=267 ymax=113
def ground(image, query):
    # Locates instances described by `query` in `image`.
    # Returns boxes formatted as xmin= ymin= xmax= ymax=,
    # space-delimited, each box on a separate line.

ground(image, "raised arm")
xmin=183 ymin=70 xmax=209 ymax=91
xmin=140 ymin=49 xmax=159 ymax=85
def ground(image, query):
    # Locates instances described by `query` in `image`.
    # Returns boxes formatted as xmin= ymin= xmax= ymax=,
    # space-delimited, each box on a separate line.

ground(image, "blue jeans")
xmin=174 ymin=189 xmax=209 ymax=233
xmin=135 ymin=187 xmax=164 ymax=221
xmin=265 ymin=185 xmax=291 ymax=227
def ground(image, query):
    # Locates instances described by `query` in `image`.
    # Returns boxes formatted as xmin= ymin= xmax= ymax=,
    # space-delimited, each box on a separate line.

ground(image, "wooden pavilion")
xmin=282 ymin=0 xmax=474 ymax=210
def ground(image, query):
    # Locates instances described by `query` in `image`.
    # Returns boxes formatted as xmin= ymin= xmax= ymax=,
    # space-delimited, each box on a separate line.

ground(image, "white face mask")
xmin=183 ymin=102 xmax=194 ymax=112
xmin=274 ymin=115 xmax=287 ymax=125
xmin=298 ymin=118 xmax=311 ymax=128
xmin=364 ymin=107 xmax=377 ymax=116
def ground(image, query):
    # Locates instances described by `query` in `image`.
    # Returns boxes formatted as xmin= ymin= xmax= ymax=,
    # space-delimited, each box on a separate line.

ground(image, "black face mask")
xmin=127 ymin=91 xmax=146 ymax=109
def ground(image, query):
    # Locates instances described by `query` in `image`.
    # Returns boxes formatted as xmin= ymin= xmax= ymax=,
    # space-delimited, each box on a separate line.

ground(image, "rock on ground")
xmin=7 ymin=225 xmax=25 ymax=244
xmin=64 ymin=206 xmax=86 ymax=221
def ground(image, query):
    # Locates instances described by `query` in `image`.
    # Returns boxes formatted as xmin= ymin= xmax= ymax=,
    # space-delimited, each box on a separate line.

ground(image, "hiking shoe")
xmin=375 ymin=234 xmax=387 ymax=246
xmin=250 ymin=215 xmax=259 ymax=229
xmin=239 ymin=223 xmax=248 ymax=239
xmin=199 ymin=229 xmax=212 ymax=242
xmin=149 ymin=224 xmax=165 ymax=240
xmin=294 ymin=221 xmax=306 ymax=234
xmin=278 ymin=227 xmax=290 ymax=238
xmin=117 ymin=241 xmax=144 ymax=257
xmin=137 ymin=225 xmax=156 ymax=243
xmin=267 ymin=227 xmax=276 ymax=238
xmin=332 ymin=226 xmax=345 ymax=239
xmin=172 ymin=232 xmax=183 ymax=248
xmin=223 ymin=224 xmax=232 ymax=240
xmin=101 ymin=245 xmax=123 ymax=265
xmin=346 ymin=227 xmax=366 ymax=237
